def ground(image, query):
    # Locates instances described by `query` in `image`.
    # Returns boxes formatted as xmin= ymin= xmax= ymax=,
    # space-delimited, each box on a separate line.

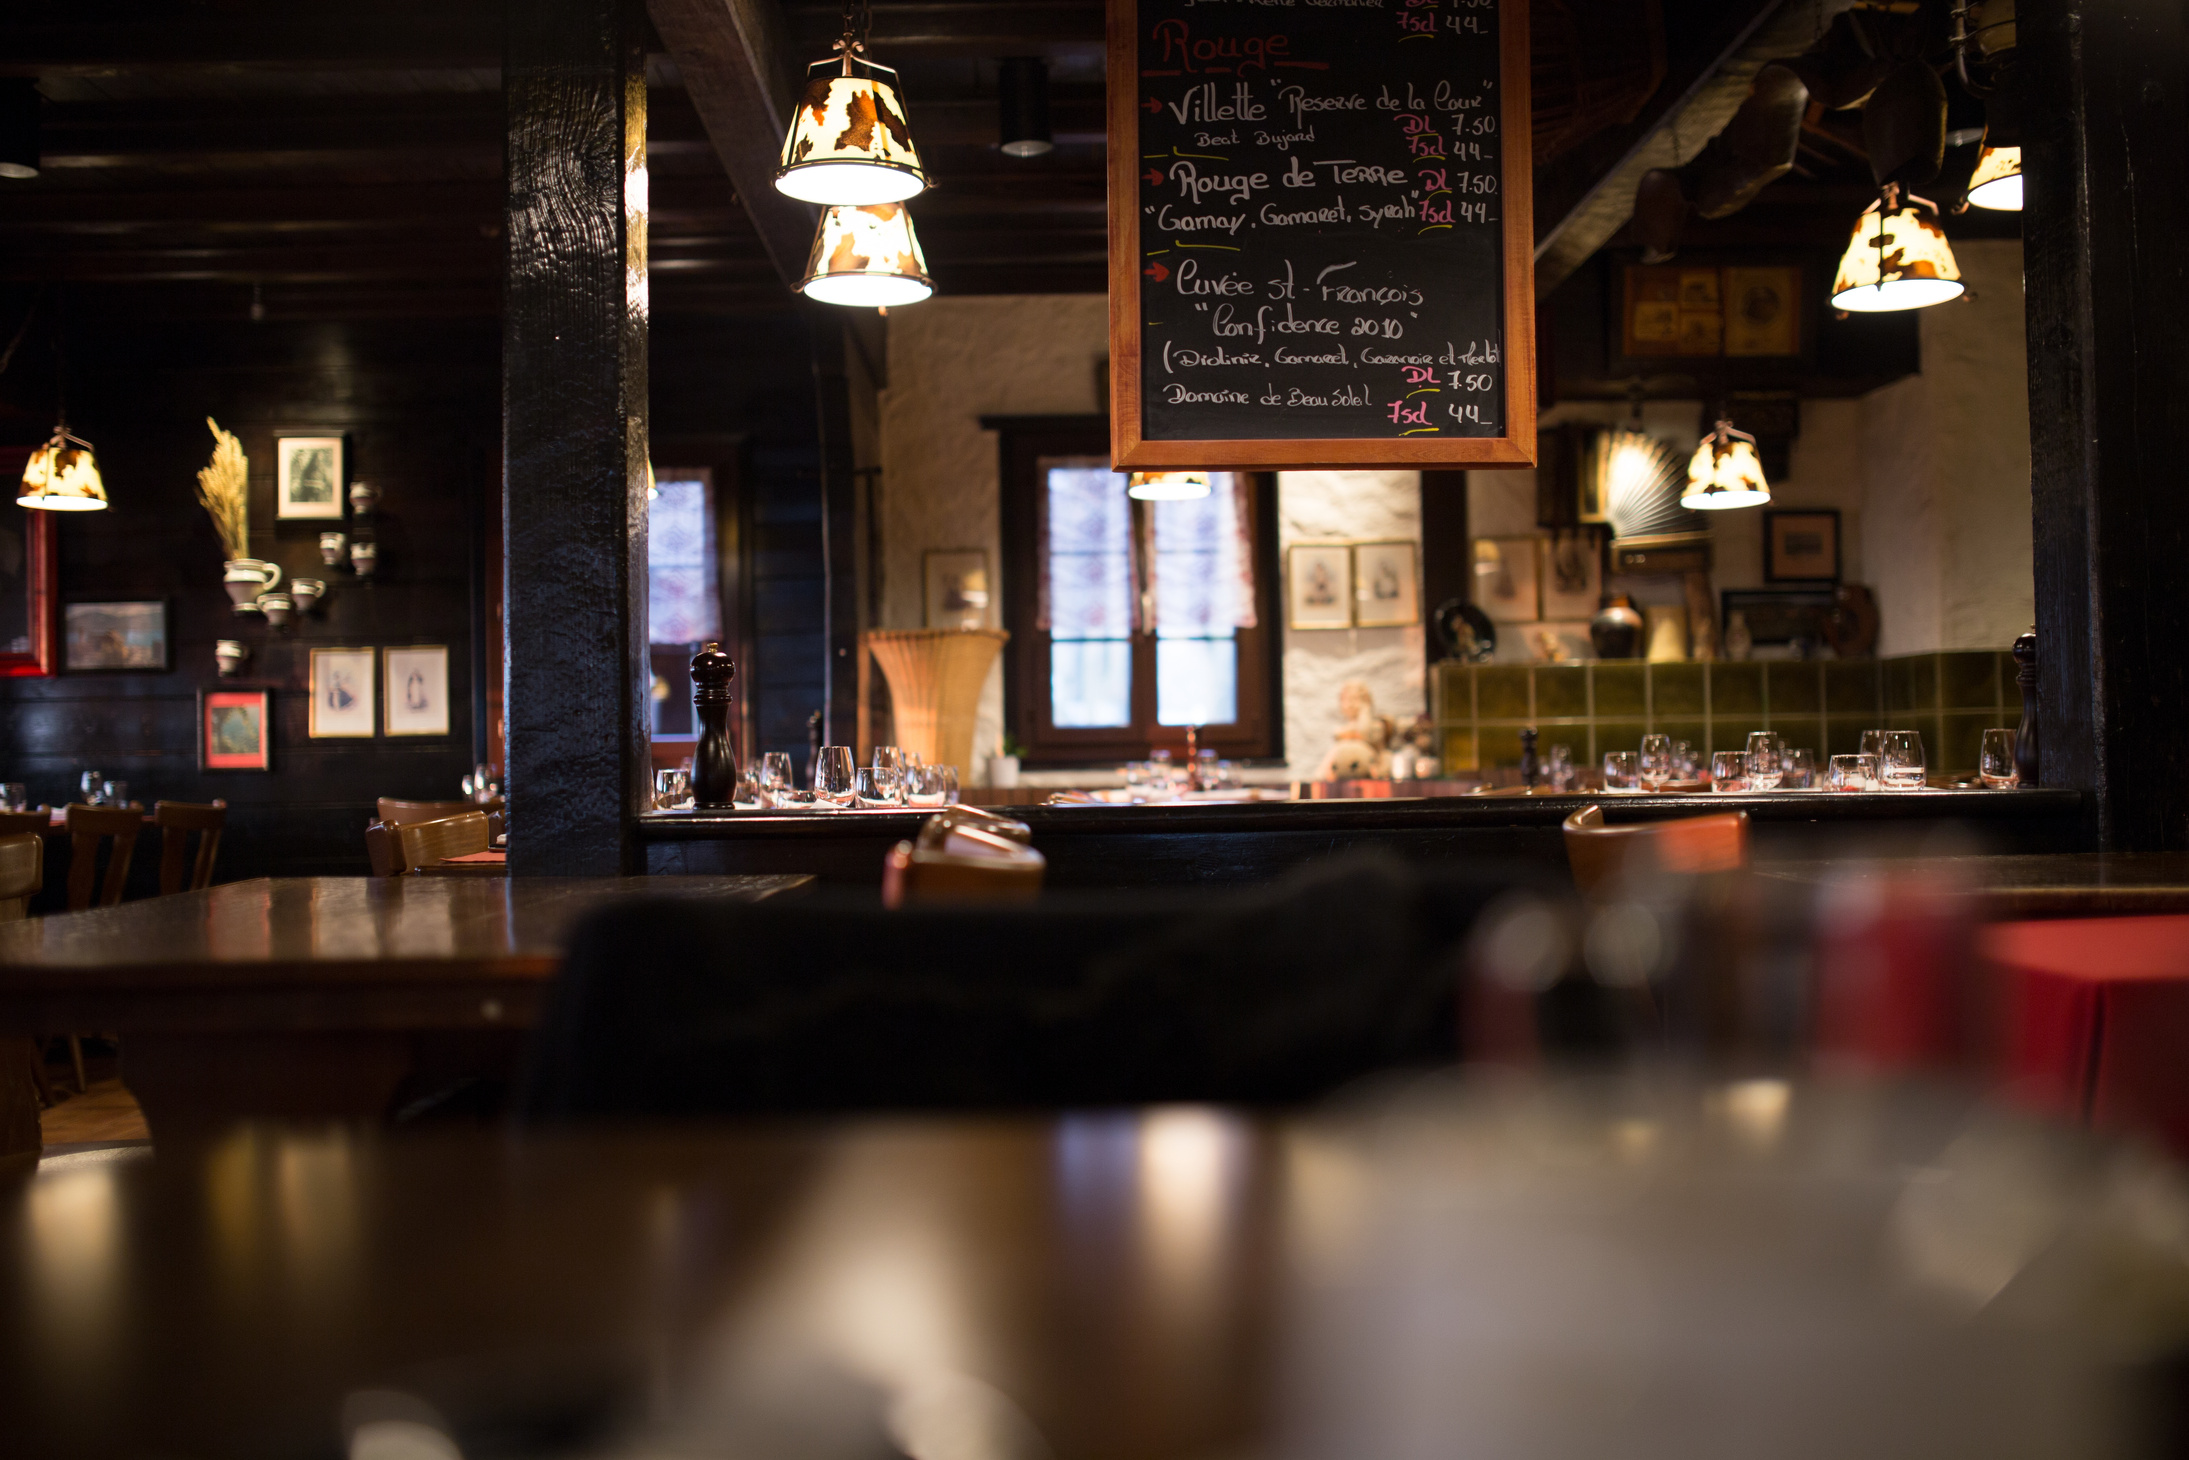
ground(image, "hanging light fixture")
xmin=1680 ymin=419 xmax=1770 ymax=511
xmin=799 ymin=202 xmax=933 ymax=307
xmin=1126 ymin=470 xmax=1212 ymax=501
xmin=0 ymin=80 xmax=38 ymax=180
xmin=998 ymin=57 xmax=1053 ymax=158
xmin=775 ymin=0 xmax=928 ymax=206
xmin=1965 ymin=144 xmax=2022 ymax=210
xmin=19 ymin=423 xmax=107 ymax=511
xmin=1831 ymin=189 xmax=1965 ymax=313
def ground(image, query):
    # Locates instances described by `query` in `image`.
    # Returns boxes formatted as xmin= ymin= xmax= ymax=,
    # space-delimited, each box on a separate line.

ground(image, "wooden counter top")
xmin=1758 ymin=852 xmax=2189 ymax=919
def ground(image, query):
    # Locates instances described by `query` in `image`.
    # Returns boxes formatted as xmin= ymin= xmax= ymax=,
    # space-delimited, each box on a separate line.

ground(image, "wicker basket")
xmin=864 ymin=629 xmax=1010 ymax=773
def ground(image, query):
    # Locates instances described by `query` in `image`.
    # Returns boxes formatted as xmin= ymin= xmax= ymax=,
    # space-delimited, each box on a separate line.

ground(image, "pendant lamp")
xmin=775 ymin=1 xmax=928 ymax=206
xmin=19 ymin=422 xmax=107 ymax=511
xmin=1831 ymin=192 xmax=1965 ymax=313
xmin=0 ymin=80 xmax=39 ymax=181
xmin=1965 ymin=144 xmax=2022 ymax=210
xmin=799 ymin=202 xmax=933 ymax=307
xmin=1680 ymin=420 xmax=1770 ymax=511
xmin=1126 ymin=470 xmax=1211 ymax=501
xmin=998 ymin=57 xmax=1053 ymax=158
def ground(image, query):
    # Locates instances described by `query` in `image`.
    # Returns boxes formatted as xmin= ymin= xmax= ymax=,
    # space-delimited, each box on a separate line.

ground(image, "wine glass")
xmin=80 ymin=770 xmax=102 ymax=805
xmin=938 ymin=765 xmax=961 ymax=805
xmin=1744 ymin=731 xmax=1784 ymax=791
xmin=815 ymin=746 xmax=857 ymax=808
xmin=1880 ymin=730 xmax=1926 ymax=790
xmin=761 ymin=751 xmax=795 ymax=799
xmin=652 ymin=768 xmax=690 ymax=809
xmin=1672 ymin=740 xmax=1697 ymax=779
xmin=1782 ymin=748 xmax=1816 ymax=790
xmin=1981 ymin=729 xmax=2020 ymax=788
xmin=1547 ymin=744 xmax=1575 ymax=791
xmin=1828 ymin=753 xmax=1879 ymax=792
xmin=1859 ymin=729 xmax=1887 ymax=760
xmin=1639 ymin=733 xmax=1673 ymax=791
xmin=873 ymin=746 xmax=908 ymax=805
xmin=1710 ymin=751 xmax=1747 ymax=792
xmin=1602 ymin=751 xmax=1640 ymax=791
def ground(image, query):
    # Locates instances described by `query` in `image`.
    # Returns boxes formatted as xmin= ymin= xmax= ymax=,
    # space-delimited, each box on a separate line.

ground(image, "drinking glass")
xmin=0 ymin=784 xmax=24 ymax=812
xmin=1828 ymin=753 xmax=1879 ymax=792
xmin=1880 ymin=730 xmax=1926 ymax=790
xmin=761 ymin=751 xmax=795 ymax=798
xmin=906 ymin=765 xmax=948 ymax=807
xmin=815 ymin=746 xmax=858 ymax=808
xmin=1782 ymin=748 xmax=1816 ymax=790
xmin=1547 ymin=744 xmax=1575 ymax=791
xmin=1639 ymin=733 xmax=1673 ymax=791
xmin=1710 ymin=751 xmax=1747 ymax=791
xmin=1602 ymin=751 xmax=1640 ymax=791
xmin=1672 ymin=740 xmax=1697 ymax=779
xmin=652 ymin=768 xmax=690 ymax=809
xmin=102 ymin=779 xmax=128 ymax=809
xmin=1859 ymin=729 xmax=1887 ymax=760
xmin=873 ymin=746 xmax=908 ymax=805
xmin=80 ymin=771 xmax=102 ymax=804
xmin=855 ymin=767 xmax=898 ymax=808
xmin=938 ymin=765 xmax=961 ymax=804
xmin=1980 ymin=728 xmax=2020 ymax=788
xmin=1743 ymin=732 xmax=1784 ymax=791
xmin=732 ymin=766 xmax=763 ymax=808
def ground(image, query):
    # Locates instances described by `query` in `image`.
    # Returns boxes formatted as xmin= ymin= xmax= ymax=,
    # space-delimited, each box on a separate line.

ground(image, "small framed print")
xmin=1286 ymin=543 xmax=1353 ymax=631
xmin=1763 ymin=508 xmax=1841 ymax=583
xmin=276 ymin=433 xmax=346 ymax=520
xmin=308 ymin=646 xmax=376 ymax=738
xmin=1472 ymin=537 xmax=1541 ymax=623
xmin=1351 ymin=540 xmax=1420 ymax=628
xmin=201 ymin=687 xmax=272 ymax=771
xmin=384 ymin=644 xmax=451 ymax=737
xmin=923 ymin=549 xmax=991 ymax=630
xmin=1538 ymin=532 xmax=1602 ymax=620
xmin=64 ymin=600 xmax=169 ymax=672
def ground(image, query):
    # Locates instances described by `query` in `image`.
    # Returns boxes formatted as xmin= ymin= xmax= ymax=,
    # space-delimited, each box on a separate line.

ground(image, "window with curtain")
xmin=646 ymin=468 xmax=718 ymax=738
xmin=997 ymin=421 xmax=1279 ymax=764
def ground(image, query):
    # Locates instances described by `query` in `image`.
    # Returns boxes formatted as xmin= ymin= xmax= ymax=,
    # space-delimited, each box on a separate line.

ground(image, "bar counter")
xmin=642 ymin=787 xmax=2087 ymax=887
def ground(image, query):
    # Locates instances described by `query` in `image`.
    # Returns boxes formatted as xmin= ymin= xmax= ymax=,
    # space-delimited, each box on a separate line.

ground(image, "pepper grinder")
xmin=1519 ymin=726 xmax=1540 ymax=790
xmin=690 ymin=641 xmax=739 ymax=809
xmin=2011 ymin=628 xmax=2039 ymax=787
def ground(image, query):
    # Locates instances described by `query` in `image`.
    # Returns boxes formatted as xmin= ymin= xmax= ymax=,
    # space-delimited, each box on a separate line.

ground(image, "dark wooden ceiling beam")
xmin=0 ymin=3 xmax=502 ymax=74
xmin=782 ymin=0 xmax=1102 ymax=55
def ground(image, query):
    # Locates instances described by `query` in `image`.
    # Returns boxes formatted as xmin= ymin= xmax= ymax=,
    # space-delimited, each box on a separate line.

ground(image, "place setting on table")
xmin=1587 ymin=725 xmax=2026 ymax=795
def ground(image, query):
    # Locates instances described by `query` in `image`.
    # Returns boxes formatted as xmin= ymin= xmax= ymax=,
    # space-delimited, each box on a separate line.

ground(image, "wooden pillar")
xmin=812 ymin=316 xmax=862 ymax=748
xmin=2021 ymin=0 xmax=2189 ymax=851
xmin=503 ymin=0 xmax=650 ymax=874
xmin=1420 ymin=471 xmax=1470 ymax=682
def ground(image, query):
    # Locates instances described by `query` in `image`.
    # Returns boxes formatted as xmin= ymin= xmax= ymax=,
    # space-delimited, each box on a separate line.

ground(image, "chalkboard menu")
xmin=1107 ymin=0 xmax=1534 ymax=469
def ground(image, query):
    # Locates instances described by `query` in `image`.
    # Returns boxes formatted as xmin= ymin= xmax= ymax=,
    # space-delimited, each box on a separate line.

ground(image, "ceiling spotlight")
xmin=1831 ymin=191 xmax=1965 ymax=313
xmin=1126 ymin=471 xmax=1211 ymax=501
xmin=1680 ymin=420 xmax=1770 ymax=511
xmin=799 ymin=203 xmax=933 ymax=308
xmin=1965 ymin=144 xmax=2022 ymax=210
xmin=998 ymin=57 xmax=1053 ymax=158
xmin=775 ymin=6 xmax=928 ymax=206
xmin=0 ymin=80 xmax=39 ymax=180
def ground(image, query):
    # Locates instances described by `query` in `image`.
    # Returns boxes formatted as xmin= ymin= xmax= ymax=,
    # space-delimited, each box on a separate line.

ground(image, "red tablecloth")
xmin=1983 ymin=915 xmax=2189 ymax=1152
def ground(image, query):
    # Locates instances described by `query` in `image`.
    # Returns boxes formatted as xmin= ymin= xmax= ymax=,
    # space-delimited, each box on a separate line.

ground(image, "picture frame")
xmin=1472 ymin=537 xmax=1541 ymax=624
xmin=276 ymin=433 xmax=346 ymax=520
xmin=383 ymin=645 xmax=451 ymax=737
xmin=923 ymin=549 xmax=992 ymax=630
xmin=1721 ymin=589 xmax=1838 ymax=647
xmin=1537 ymin=532 xmax=1602 ymax=620
xmin=1763 ymin=508 xmax=1842 ymax=583
xmin=1351 ymin=541 xmax=1420 ymax=629
xmin=308 ymin=646 xmax=376 ymax=738
xmin=1285 ymin=543 xmax=1353 ymax=631
xmin=63 ymin=599 xmax=169 ymax=672
xmin=200 ymin=687 xmax=272 ymax=771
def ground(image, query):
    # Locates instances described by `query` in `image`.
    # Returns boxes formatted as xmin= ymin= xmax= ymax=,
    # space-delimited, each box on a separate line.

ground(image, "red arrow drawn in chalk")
xmin=1144 ymin=260 xmax=1170 ymax=282
xmin=1143 ymin=167 xmax=1165 ymax=187
xmin=1141 ymin=97 xmax=1163 ymax=113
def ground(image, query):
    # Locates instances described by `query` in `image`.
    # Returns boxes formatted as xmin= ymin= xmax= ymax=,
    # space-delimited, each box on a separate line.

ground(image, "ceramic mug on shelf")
xmin=318 ymin=531 xmax=348 ymax=566
xmin=258 ymin=592 xmax=293 ymax=628
xmin=222 ymin=557 xmax=282 ymax=609
xmin=350 ymin=540 xmax=378 ymax=578
xmin=215 ymin=639 xmax=249 ymax=676
xmin=290 ymin=578 xmax=326 ymax=613
xmin=348 ymin=481 xmax=379 ymax=516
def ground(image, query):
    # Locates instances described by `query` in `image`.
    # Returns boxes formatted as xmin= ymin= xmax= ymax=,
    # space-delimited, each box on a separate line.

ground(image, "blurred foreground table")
xmin=1758 ymin=852 xmax=2189 ymax=918
xmin=0 ymin=875 xmax=810 ymax=1139
xmin=2 ymin=1081 xmax=2182 ymax=1460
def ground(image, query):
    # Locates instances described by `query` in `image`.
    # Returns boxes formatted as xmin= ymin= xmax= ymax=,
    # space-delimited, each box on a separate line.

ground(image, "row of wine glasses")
xmin=811 ymin=745 xmax=959 ymax=809
xmin=1602 ymin=728 xmax=1948 ymax=792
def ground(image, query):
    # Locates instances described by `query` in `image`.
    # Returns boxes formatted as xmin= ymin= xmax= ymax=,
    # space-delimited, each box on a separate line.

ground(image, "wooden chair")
xmin=154 ymin=799 xmax=227 ymax=895
xmin=364 ymin=819 xmax=399 ymax=877
xmin=378 ymin=797 xmax=503 ymax=826
xmin=0 ymin=833 xmax=45 ymax=1157
xmin=65 ymin=803 xmax=145 ymax=911
xmin=881 ymin=807 xmax=1044 ymax=906
xmin=1561 ymin=804 xmax=1750 ymax=898
xmin=392 ymin=811 xmax=492 ymax=874
xmin=0 ymin=808 xmax=51 ymax=838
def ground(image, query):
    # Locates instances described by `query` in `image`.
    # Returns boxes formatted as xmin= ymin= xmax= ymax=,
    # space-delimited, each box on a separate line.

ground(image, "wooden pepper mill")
xmin=690 ymin=641 xmax=739 ymax=809
xmin=2011 ymin=629 xmax=2039 ymax=786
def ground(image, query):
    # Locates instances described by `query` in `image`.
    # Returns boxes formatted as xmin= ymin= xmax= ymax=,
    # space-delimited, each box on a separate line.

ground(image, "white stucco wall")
xmin=1277 ymin=471 xmax=1426 ymax=778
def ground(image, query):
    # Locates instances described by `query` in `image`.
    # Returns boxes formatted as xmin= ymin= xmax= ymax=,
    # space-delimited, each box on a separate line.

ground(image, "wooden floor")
xmin=41 ymin=1077 xmax=150 ymax=1147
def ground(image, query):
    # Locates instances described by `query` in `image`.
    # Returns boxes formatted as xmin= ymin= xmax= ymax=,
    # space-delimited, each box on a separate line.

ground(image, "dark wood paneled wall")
xmin=2022 ymin=0 xmax=2189 ymax=851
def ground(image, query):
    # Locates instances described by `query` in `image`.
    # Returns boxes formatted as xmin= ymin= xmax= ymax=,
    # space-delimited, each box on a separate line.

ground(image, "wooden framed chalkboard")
xmin=1107 ymin=0 xmax=1534 ymax=469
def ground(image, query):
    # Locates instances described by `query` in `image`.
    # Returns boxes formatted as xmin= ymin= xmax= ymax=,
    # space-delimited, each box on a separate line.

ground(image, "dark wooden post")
xmin=812 ymin=317 xmax=862 ymax=748
xmin=2021 ymin=0 xmax=2189 ymax=851
xmin=503 ymin=0 xmax=650 ymax=874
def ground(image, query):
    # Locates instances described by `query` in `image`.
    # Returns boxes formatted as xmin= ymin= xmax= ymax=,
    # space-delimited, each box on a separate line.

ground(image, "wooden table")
xmin=0 ymin=875 xmax=809 ymax=1139
xmin=1 ymin=1084 xmax=2173 ymax=1460
xmin=1757 ymin=852 xmax=2189 ymax=918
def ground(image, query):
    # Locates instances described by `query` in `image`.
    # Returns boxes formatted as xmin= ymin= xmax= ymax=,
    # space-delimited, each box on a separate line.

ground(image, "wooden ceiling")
xmin=0 ymin=0 xmax=2014 ymax=322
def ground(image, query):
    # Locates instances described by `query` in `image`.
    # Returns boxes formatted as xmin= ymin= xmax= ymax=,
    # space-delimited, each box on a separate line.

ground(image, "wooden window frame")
xmin=991 ymin=415 xmax=1282 ymax=767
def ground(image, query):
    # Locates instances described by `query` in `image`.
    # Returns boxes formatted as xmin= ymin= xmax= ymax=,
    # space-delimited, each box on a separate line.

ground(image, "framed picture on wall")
xmin=201 ymin=687 xmax=272 ymax=771
xmin=1351 ymin=541 xmax=1420 ymax=628
xmin=276 ymin=433 xmax=346 ymax=520
xmin=384 ymin=645 xmax=451 ymax=736
xmin=308 ymin=646 xmax=376 ymax=738
xmin=64 ymin=600 xmax=169 ymax=672
xmin=1285 ymin=544 xmax=1352 ymax=630
xmin=1763 ymin=508 xmax=1841 ymax=583
xmin=1538 ymin=533 xmax=1602 ymax=619
xmin=1472 ymin=537 xmax=1540 ymax=623
xmin=923 ymin=549 xmax=991 ymax=630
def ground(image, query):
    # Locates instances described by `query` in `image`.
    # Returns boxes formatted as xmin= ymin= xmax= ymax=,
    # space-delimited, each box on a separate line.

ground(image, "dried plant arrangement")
xmin=196 ymin=417 xmax=251 ymax=561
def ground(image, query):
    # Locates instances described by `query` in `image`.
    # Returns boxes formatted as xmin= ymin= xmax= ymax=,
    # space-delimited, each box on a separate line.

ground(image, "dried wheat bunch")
xmin=196 ymin=417 xmax=251 ymax=561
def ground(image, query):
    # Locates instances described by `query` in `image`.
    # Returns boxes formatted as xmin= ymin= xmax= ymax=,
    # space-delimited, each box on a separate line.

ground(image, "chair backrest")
xmin=0 ymin=809 xmax=50 ymax=839
xmin=153 ymin=799 xmax=227 ymax=895
xmin=1561 ymin=804 xmax=1750 ymax=897
xmin=0 ymin=832 xmax=43 ymax=921
xmin=393 ymin=811 xmax=492 ymax=873
xmin=881 ymin=812 xmax=1045 ymax=907
xmin=379 ymin=797 xmax=503 ymax=826
xmin=64 ymin=803 xmax=146 ymax=910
